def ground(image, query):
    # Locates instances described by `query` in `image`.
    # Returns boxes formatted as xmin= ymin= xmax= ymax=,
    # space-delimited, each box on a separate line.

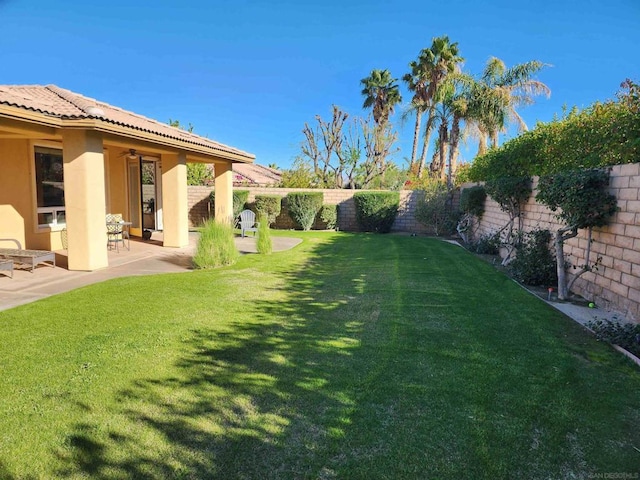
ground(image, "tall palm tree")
xmin=404 ymin=36 xmax=464 ymax=177
xmin=360 ymin=69 xmax=402 ymax=127
xmin=474 ymin=57 xmax=550 ymax=149
xmin=402 ymin=59 xmax=430 ymax=171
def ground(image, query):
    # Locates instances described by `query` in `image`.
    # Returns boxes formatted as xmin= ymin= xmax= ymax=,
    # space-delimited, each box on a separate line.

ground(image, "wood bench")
xmin=0 ymin=239 xmax=56 ymax=273
xmin=0 ymin=259 xmax=13 ymax=278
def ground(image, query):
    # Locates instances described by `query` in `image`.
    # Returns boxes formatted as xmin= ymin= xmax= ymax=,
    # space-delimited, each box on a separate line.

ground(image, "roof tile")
xmin=0 ymin=84 xmax=254 ymax=160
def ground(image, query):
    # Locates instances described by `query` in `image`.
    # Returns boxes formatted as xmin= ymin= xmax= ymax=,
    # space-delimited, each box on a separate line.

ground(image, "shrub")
xmin=467 ymin=89 xmax=640 ymax=181
xmin=256 ymin=214 xmax=272 ymax=255
xmin=536 ymin=169 xmax=618 ymax=230
xmin=485 ymin=177 xmax=532 ymax=215
xmin=254 ymin=195 xmax=282 ymax=226
xmin=187 ymin=163 xmax=213 ymax=186
xmin=459 ymin=185 xmax=486 ymax=218
xmin=587 ymin=317 xmax=640 ymax=357
xmin=287 ymin=192 xmax=324 ymax=230
xmin=414 ymin=183 xmax=458 ymax=236
xmin=353 ymin=191 xmax=400 ymax=233
xmin=319 ymin=204 xmax=338 ymax=230
xmin=468 ymin=234 xmax=500 ymax=255
xmin=209 ymin=190 xmax=250 ymax=221
xmin=193 ymin=219 xmax=239 ymax=269
xmin=508 ymin=229 xmax=557 ymax=286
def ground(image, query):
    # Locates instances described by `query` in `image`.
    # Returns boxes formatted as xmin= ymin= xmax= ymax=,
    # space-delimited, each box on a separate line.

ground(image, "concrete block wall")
xmin=465 ymin=163 xmax=640 ymax=321
xmin=188 ymin=186 xmax=212 ymax=227
xmin=187 ymin=186 xmax=431 ymax=233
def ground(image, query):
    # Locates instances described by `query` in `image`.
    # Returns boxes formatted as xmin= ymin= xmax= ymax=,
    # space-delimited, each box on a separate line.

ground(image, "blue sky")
xmin=1 ymin=0 xmax=639 ymax=169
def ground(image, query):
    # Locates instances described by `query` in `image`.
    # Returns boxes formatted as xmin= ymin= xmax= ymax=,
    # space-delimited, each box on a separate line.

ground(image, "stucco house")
xmin=0 ymin=84 xmax=254 ymax=271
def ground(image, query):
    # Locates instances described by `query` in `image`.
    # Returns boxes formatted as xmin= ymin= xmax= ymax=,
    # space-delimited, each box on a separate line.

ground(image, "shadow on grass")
xmin=55 ymin=233 xmax=384 ymax=479
xmin=52 ymin=233 xmax=640 ymax=478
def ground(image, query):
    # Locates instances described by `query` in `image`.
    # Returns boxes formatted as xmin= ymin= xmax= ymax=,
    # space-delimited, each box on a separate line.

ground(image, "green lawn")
xmin=0 ymin=232 xmax=638 ymax=479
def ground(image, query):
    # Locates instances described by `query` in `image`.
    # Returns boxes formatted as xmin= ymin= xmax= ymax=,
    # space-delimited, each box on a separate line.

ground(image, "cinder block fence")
xmin=465 ymin=162 xmax=640 ymax=322
xmin=188 ymin=164 xmax=640 ymax=322
xmin=187 ymin=187 xmax=430 ymax=234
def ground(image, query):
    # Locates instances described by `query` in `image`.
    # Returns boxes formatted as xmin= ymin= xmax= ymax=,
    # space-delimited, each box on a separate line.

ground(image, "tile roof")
xmin=232 ymin=163 xmax=282 ymax=186
xmin=0 ymin=84 xmax=254 ymax=161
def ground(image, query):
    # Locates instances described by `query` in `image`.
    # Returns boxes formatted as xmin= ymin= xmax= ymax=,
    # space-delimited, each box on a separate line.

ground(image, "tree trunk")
xmin=566 ymin=227 xmax=593 ymax=294
xmin=435 ymin=121 xmax=448 ymax=181
xmin=555 ymin=226 xmax=578 ymax=300
xmin=410 ymin=109 xmax=422 ymax=172
xmin=447 ymin=115 xmax=460 ymax=188
xmin=477 ymin=136 xmax=487 ymax=157
xmin=418 ymin=112 xmax=435 ymax=178
xmin=438 ymin=133 xmax=448 ymax=181
xmin=490 ymin=130 xmax=499 ymax=149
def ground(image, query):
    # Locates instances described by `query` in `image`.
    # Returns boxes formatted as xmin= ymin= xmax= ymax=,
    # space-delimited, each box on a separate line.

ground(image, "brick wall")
xmin=464 ymin=162 xmax=640 ymax=322
xmin=188 ymin=186 xmax=213 ymax=227
xmin=187 ymin=186 xmax=431 ymax=233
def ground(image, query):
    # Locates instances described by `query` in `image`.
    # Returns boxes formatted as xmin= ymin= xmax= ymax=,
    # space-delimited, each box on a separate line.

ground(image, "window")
xmin=34 ymin=146 xmax=65 ymax=227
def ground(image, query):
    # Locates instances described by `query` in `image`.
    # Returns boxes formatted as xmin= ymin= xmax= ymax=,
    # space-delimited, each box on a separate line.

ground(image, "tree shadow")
xmin=55 ymin=233 xmax=380 ymax=479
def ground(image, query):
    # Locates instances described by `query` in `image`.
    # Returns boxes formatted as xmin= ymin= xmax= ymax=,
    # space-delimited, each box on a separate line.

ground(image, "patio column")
xmin=161 ymin=152 xmax=189 ymax=247
xmin=62 ymin=129 xmax=108 ymax=271
xmin=214 ymin=161 xmax=233 ymax=224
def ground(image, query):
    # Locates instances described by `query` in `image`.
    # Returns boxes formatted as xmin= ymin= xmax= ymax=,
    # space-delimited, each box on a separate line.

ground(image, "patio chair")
xmin=106 ymin=213 xmax=130 ymax=252
xmin=0 ymin=239 xmax=55 ymax=273
xmin=239 ymin=209 xmax=258 ymax=237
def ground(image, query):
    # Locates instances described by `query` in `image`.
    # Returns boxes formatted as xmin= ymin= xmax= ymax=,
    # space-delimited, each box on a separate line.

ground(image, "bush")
xmin=414 ymin=183 xmax=458 ymax=236
xmin=508 ymin=229 xmax=557 ymax=286
xmin=587 ymin=317 xmax=640 ymax=357
xmin=459 ymin=185 xmax=486 ymax=218
xmin=287 ymin=192 xmax=324 ymax=230
xmin=468 ymin=234 xmax=500 ymax=255
xmin=193 ymin=219 xmax=239 ymax=269
xmin=254 ymin=195 xmax=282 ymax=226
xmin=353 ymin=192 xmax=400 ymax=233
xmin=467 ymin=89 xmax=640 ymax=181
xmin=256 ymin=214 xmax=272 ymax=255
xmin=209 ymin=190 xmax=250 ymax=221
xmin=319 ymin=204 xmax=338 ymax=230
xmin=485 ymin=177 xmax=532 ymax=214
xmin=536 ymin=169 xmax=618 ymax=230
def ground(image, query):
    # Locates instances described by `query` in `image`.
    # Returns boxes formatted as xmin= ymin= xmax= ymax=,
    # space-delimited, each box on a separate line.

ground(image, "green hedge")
xmin=209 ymin=190 xmax=250 ymax=220
xmin=319 ymin=204 xmax=338 ymax=230
xmin=287 ymin=192 xmax=324 ymax=230
xmin=353 ymin=191 xmax=399 ymax=233
xmin=459 ymin=185 xmax=486 ymax=218
xmin=414 ymin=184 xmax=458 ymax=236
xmin=467 ymin=93 xmax=640 ymax=181
xmin=254 ymin=194 xmax=282 ymax=225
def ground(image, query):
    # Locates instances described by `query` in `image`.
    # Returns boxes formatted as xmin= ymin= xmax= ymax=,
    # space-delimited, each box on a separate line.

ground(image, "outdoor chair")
xmin=106 ymin=213 xmax=130 ymax=252
xmin=0 ymin=238 xmax=55 ymax=273
xmin=239 ymin=209 xmax=258 ymax=237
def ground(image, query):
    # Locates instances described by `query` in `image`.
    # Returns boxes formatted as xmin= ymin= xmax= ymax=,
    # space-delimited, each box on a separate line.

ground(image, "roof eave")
xmin=0 ymin=105 xmax=255 ymax=164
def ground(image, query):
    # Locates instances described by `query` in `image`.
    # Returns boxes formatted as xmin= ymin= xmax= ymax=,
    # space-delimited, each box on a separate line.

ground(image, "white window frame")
xmin=31 ymin=141 xmax=65 ymax=231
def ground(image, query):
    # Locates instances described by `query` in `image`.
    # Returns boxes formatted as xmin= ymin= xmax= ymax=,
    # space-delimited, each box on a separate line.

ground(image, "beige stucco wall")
xmin=0 ymin=138 xmax=68 ymax=251
xmin=105 ymin=146 xmax=128 ymax=218
xmin=161 ymin=152 xmax=189 ymax=247
xmin=62 ymin=129 xmax=108 ymax=270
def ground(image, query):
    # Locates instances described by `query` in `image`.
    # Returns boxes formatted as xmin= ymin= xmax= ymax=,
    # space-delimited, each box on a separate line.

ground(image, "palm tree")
xmin=403 ymin=36 xmax=464 ymax=177
xmin=360 ymin=69 xmax=402 ymax=127
xmin=402 ymin=59 xmax=430 ymax=171
xmin=474 ymin=57 xmax=550 ymax=149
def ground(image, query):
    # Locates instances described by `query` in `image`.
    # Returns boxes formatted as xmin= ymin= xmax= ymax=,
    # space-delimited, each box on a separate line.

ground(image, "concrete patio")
xmin=0 ymin=231 xmax=301 ymax=312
